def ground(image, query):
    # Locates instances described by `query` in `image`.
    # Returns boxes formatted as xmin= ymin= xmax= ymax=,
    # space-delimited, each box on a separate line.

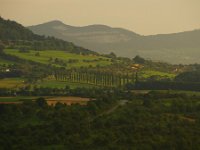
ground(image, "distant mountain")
xmin=0 ymin=17 xmax=96 ymax=55
xmin=29 ymin=20 xmax=200 ymax=64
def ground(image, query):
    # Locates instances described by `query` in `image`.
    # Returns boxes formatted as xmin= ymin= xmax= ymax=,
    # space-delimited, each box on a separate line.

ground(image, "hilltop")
xmin=0 ymin=17 xmax=96 ymax=55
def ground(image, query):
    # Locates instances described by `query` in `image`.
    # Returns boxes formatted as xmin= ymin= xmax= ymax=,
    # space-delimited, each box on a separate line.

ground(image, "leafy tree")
xmin=108 ymin=52 xmax=117 ymax=58
xmin=0 ymin=43 xmax=4 ymax=53
xmin=133 ymin=55 xmax=145 ymax=64
xmin=35 ymin=97 xmax=47 ymax=108
xmin=175 ymin=71 xmax=200 ymax=82
xmin=35 ymin=52 xmax=40 ymax=56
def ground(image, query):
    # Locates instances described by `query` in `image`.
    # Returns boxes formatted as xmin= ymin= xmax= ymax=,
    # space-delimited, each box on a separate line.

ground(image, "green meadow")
xmin=37 ymin=80 xmax=98 ymax=89
xmin=0 ymin=78 xmax=25 ymax=88
xmin=4 ymin=49 xmax=112 ymax=68
xmin=140 ymin=70 xmax=176 ymax=79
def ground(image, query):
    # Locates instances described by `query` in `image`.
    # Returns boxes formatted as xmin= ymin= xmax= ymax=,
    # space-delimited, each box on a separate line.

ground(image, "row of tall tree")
xmin=54 ymin=69 xmax=136 ymax=87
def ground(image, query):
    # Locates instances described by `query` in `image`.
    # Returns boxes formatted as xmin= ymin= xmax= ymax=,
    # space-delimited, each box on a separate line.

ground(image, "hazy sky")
xmin=0 ymin=0 xmax=200 ymax=35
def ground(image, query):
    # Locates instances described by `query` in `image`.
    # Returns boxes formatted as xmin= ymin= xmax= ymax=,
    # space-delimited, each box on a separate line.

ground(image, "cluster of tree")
xmin=128 ymin=81 xmax=200 ymax=91
xmin=83 ymin=59 xmax=101 ymax=62
xmin=0 ymin=69 xmax=22 ymax=79
xmin=0 ymin=86 xmax=115 ymax=97
xmin=102 ymin=52 xmax=117 ymax=59
xmin=52 ymin=58 xmax=66 ymax=66
xmin=18 ymin=47 xmax=30 ymax=53
xmin=0 ymin=91 xmax=200 ymax=149
xmin=0 ymin=63 xmax=26 ymax=79
xmin=0 ymin=43 xmax=4 ymax=53
xmin=125 ymin=70 xmax=200 ymax=91
xmin=133 ymin=55 xmax=146 ymax=64
xmin=48 ymin=58 xmax=80 ymax=66
xmin=175 ymin=70 xmax=200 ymax=82
xmin=68 ymin=59 xmax=79 ymax=63
xmin=0 ymin=52 xmax=57 ymax=82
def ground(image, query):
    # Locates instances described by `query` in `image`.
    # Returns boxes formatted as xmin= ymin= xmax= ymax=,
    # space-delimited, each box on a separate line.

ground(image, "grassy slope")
xmin=140 ymin=70 xmax=176 ymax=79
xmin=0 ymin=78 xmax=25 ymax=88
xmin=1 ymin=49 xmax=111 ymax=89
xmin=1 ymin=49 xmax=177 ymax=90
xmin=4 ymin=49 xmax=111 ymax=68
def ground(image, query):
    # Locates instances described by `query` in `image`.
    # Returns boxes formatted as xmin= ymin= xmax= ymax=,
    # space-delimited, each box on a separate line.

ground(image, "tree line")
xmin=54 ymin=69 xmax=136 ymax=87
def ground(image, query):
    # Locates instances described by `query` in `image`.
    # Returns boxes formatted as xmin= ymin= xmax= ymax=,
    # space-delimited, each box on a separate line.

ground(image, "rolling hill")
xmin=29 ymin=20 xmax=200 ymax=64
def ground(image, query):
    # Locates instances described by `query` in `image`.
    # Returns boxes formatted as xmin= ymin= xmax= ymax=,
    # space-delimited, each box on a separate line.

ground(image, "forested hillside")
xmin=0 ymin=17 xmax=96 ymax=55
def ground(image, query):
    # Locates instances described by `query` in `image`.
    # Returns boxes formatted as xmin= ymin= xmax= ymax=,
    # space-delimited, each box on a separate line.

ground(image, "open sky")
xmin=0 ymin=0 xmax=200 ymax=35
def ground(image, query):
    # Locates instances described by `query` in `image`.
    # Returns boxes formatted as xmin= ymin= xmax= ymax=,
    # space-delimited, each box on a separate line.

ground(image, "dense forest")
xmin=0 ymin=90 xmax=200 ymax=150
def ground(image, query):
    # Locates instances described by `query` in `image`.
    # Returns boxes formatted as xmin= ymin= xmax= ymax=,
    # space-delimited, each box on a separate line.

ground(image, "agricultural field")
xmin=140 ymin=70 xmax=176 ymax=79
xmin=4 ymin=49 xmax=112 ymax=68
xmin=0 ymin=78 xmax=25 ymax=88
xmin=36 ymin=79 xmax=98 ymax=89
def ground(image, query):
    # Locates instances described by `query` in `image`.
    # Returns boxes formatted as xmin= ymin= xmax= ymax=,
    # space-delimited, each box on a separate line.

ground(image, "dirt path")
xmin=102 ymin=100 xmax=128 ymax=115
xmin=91 ymin=100 xmax=128 ymax=121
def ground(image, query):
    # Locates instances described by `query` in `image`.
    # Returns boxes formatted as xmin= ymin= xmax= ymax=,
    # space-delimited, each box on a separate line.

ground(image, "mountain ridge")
xmin=28 ymin=20 xmax=200 ymax=36
xmin=28 ymin=20 xmax=200 ymax=64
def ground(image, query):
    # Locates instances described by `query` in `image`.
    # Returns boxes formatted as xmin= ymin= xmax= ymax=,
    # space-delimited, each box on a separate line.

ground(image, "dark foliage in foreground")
xmin=0 ymin=91 xmax=200 ymax=150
